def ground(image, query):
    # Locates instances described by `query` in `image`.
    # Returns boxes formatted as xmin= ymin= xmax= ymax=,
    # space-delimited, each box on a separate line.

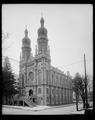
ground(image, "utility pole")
xmin=84 ymin=54 xmax=89 ymax=109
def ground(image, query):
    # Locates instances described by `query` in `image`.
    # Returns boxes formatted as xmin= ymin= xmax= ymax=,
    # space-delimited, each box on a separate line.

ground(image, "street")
xmin=2 ymin=103 xmax=84 ymax=115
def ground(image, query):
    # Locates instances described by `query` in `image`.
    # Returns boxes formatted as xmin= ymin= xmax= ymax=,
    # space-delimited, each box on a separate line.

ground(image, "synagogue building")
xmin=19 ymin=17 xmax=73 ymax=106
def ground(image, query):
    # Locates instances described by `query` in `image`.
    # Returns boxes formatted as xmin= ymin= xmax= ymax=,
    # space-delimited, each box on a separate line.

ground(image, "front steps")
xmin=13 ymin=94 xmax=37 ymax=107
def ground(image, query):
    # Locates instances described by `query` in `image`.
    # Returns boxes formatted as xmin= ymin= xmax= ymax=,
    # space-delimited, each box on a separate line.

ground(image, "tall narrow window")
xmin=57 ymin=75 xmax=59 ymax=86
xmin=52 ymin=72 xmax=54 ymax=85
xmin=52 ymin=89 xmax=54 ymax=95
xmin=46 ymin=70 xmax=48 ymax=84
xmin=38 ymin=70 xmax=41 ymax=84
xmin=56 ymin=75 xmax=58 ymax=86
xmin=38 ymin=88 xmax=41 ymax=94
xmin=60 ymin=76 xmax=62 ymax=87
xmin=46 ymin=96 xmax=49 ymax=103
xmin=46 ymin=88 xmax=49 ymax=94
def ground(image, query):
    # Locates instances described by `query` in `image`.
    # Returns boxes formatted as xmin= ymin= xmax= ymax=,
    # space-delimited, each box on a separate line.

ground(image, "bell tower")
xmin=36 ymin=16 xmax=51 ymax=64
xmin=22 ymin=28 xmax=31 ymax=62
xmin=37 ymin=17 xmax=48 ymax=55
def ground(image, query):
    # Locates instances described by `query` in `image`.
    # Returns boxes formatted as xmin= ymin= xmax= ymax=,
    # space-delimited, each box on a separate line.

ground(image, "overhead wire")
xmin=62 ymin=58 xmax=93 ymax=68
xmin=2 ymin=55 xmax=93 ymax=67
xmin=2 ymin=55 xmax=19 ymax=64
xmin=2 ymin=38 xmax=17 ymax=51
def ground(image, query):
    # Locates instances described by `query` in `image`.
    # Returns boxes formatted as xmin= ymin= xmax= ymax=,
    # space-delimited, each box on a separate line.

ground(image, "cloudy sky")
xmin=2 ymin=4 xmax=93 ymax=78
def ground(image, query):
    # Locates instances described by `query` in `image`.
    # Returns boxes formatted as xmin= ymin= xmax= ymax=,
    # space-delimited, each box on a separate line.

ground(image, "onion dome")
xmin=22 ymin=28 xmax=31 ymax=47
xmin=38 ymin=17 xmax=47 ymax=37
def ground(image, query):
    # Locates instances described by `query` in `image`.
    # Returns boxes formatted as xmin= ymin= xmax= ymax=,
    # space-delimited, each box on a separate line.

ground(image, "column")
xmin=62 ymin=88 xmax=64 ymax=104
xmin=71 ymin=89 xmax=73 ymax=103
xmin=61 ymin=88 xmax=63 ymax=104
xmin=35 ymin=63 xmax=37 ymax=101
xmin=42 ymin=64 xmax=46 ymax=105
xmin=65 ymin=88 xmax=66 ymax=104
xmin=69 ymin=89 xmax=70 ymax=104
xmin=68 ymin=89 xmax=70 ymax=104
xmin=67 ymin=88 xmax=68 ymax=104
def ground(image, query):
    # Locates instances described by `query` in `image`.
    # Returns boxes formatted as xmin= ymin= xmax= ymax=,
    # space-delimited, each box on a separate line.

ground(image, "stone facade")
xmin=19 ymin=17 xmax=73 ymax=105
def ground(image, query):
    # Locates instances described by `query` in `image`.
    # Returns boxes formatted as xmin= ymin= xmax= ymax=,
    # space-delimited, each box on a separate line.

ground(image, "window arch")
xmin=29 ymin=89 xmax=33 ymax=96
xmin=28 ymin=72 xmax=34 ymax=81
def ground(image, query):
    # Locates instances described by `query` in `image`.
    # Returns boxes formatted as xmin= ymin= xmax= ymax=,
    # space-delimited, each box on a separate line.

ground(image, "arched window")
xmin=53 ymin=72 xmax=55 ymax=85
xmin=52 ymin=72 xmax=54 ymax=85
xmin=38 ymin=87 xmax=41 ymax=94
xmin=57 ymin=89 xmax=59 ymax=94
xmin=60 ymin=76 xmax=62 ymax=87
xmin=56 ymin=75 xmax=58 ymax=86
xmin=46 ymin=70 xmax=48 ymax=84
xmin=38 ymin=70 xmax=41 ymax=84
xmin=46 ymin=96 xmax=49 ymax=103
xmin=52 ymin=89 xmax=54 ymax=95
xmin=28 ymin=72 xmax=34 ymax=81
xmin=46 ymin=88 xmax=49 ymax=94
xmin=29 ymin=89 xmax=33 ymax=96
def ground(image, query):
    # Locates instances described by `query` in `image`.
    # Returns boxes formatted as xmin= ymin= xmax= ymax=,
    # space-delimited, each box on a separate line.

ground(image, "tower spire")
xmin=25 ymin=25 xmax=27 ymax=29
xmin=24 ymin=25 xmax=28 ymax=37
xmin=40 ymin=12 xmax=44 ymax=27
xmin=41 ymin=12 xmax=43 ymax=18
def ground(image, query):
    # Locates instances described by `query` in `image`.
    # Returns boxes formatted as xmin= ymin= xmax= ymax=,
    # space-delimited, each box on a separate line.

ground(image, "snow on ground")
xmin=2 ymin=105 xmax=51 ymax=111
xmin=2 ymin=103 xmax=85 ymax=115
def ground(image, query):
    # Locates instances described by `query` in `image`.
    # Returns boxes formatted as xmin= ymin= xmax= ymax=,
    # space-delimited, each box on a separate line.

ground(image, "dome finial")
xmin=41 ymin=12 xmax=43 ymax=18
xmin=40 ymin=12 xmax=44 ymax=27
xmin=24 ymin=25 xmax=28 ymax=37
xmin=25 ymin=25 xmax=27 ymax=29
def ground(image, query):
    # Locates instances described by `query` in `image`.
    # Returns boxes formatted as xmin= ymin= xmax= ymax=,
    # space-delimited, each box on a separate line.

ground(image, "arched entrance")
xmin=29 ymin=89 xmax=33 ymax=96
xmin=28 ymin=89 xmax=37 ymax=104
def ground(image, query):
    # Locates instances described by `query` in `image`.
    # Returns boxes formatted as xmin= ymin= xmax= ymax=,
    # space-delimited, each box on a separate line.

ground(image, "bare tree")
xmin=72 ymin=73 xmax=80 ymax=111
xmin=2 ymin=31 xmax=9 ymax=56
xmin=2 ymin=32 xmax=9 ymax=45
xmin=72 ymin=73 xmax=90 ymax=110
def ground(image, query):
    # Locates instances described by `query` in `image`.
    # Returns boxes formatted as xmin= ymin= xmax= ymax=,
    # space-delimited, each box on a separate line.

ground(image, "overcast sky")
xmin=2 ymin=4 xmax=93 ymax=78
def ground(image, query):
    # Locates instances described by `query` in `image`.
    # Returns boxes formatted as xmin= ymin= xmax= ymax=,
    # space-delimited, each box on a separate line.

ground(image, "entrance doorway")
xmin=29 ymin=89 xmax=33 ymax=96
xmin=33 ymin=98 xmax=35 ymax=103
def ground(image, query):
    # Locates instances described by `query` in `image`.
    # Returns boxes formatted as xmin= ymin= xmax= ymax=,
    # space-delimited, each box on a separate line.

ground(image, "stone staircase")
xmin=23 ymin=96 xmax=36 ymax=107
xmin=13 ymin=94 xmax=37 ymax=107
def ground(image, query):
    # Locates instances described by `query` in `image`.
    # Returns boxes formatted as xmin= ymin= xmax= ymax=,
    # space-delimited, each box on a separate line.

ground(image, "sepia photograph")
xmin=2 ymin=4 xmax=93 ymax=115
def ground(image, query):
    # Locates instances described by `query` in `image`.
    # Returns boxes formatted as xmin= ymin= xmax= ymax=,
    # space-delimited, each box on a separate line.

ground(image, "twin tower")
xmin=21 ymin=17 xmax=50 ymax=63
xmin=19 ymin=17 xmax=51 ymax=105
